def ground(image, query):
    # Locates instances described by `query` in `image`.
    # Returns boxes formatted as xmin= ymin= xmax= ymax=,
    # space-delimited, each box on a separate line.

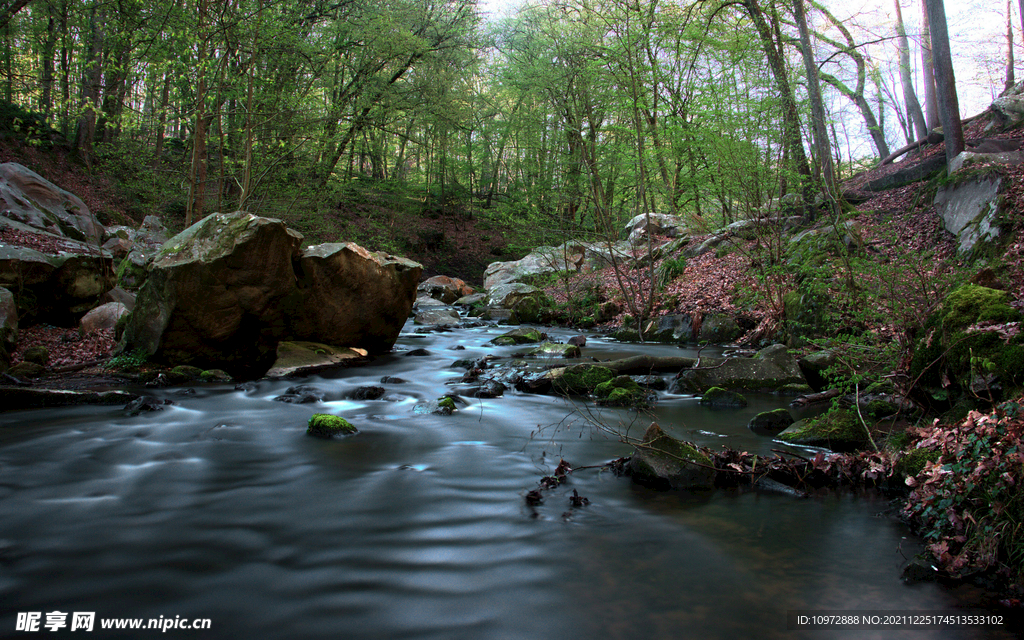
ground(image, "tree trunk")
xmin=894 ymin=0 xmax=928 ymax=139
xmin=40 ymin=10 xmax=56 ymax=120
xmin=1007 ymin=0 xmax=1016 ymax=92
xmin=74 ymin=1 xmax=104 ymax=168
xmin=920 ymin=1 xmax=940 ymax=130
xmin=744 ymin=0 xmax=813 ymax=202
xmin=923 ymin=0 xmax=964 ymax=168
xmin=792 ymin=0 xmax=834 ymax=204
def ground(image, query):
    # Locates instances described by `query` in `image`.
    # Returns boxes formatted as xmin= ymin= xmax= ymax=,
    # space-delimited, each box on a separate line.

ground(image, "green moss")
xmin=895 ymin=447 xmax=941 ymax=478
xmin=699 ymin=386 xmax=748 ymax=407
xmin=941 ymin=285 xmax=1017 ymax=331
xmin=777 ymin=407 xmax=869 ymax=451
xmin=491 ymin=327 xmax=544 ymax=346
xmin=594 ymin=375 xmax=648 ymax=407
xmin=437 ymin=397 xmax=457 ymax=411
xmin=554 ymin=364 xmax=614 ymax=395
xmin=200 ymin=369 xmax=233 ymax=382
xmin=171 ymin=365 xmax=204 ymax=379
xmin=307 ymin=413 xmax=356 ymax=437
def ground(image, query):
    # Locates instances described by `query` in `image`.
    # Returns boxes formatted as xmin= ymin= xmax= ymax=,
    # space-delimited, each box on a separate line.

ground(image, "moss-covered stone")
xmin=941 ymin=284 xmax=1017 ymax=331
xmin=491 ymin=327 xmax=544 ymax=346
xmin=171 ymin=365 xmax=204 ymax=380
xmin=307 ymin=413 xmax=357 ymax=437
xmin=437 ymin=396 xmax=457 ymax=412
xmin=527 ymin=341 xmax=581 ymax=359
xmin=594 ymin=375 xmax=648 ymax=407
xmin=627 ymin=423 xmax=715 ymax=490
xmin=909 ymin=284 xmax=1024 ymax=409
xmin=553 ymin=364 xmax=614 ymax=395
xmin=699 ymin=386 xmax=748 ymax=407
xmin=776 ymin=407 xmax=869 ymax=452
xmin=200 ymin=369 xmax=233 ymax=382
xmin=8 ymin=361 xmax=45 ymax=378
xmin=22 ymin=345 xmax=49 ymax=365
xmin=748 ymin=408 xmax=794 ymax=433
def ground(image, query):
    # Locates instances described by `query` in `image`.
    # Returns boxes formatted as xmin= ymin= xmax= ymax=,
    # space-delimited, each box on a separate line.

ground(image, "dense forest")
xmin=0 ymin=0 xmax=1018 ymax=268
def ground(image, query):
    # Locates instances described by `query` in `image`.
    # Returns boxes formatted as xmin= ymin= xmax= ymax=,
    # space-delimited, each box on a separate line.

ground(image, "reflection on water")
xmin=0 ymin=323 xmax=1014 ymax=639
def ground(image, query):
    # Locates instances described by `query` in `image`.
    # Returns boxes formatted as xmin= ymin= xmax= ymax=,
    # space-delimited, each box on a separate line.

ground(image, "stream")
xmin=0 ymin=320 xmax=1015 ymax=639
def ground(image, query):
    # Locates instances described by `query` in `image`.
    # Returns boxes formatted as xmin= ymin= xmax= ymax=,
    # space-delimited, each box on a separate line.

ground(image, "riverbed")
xmin=0 ymin=322 xmax=1014 ymax=639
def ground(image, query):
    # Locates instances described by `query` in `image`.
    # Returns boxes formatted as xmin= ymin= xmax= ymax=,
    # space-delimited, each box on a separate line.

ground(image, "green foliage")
xmin=0 ymin=101 xmax=59 ymax=147
xmin=903 ymin=399 xmax=1024 ymax=587
xmin=106 ymin=349 xmax=149 ymax=371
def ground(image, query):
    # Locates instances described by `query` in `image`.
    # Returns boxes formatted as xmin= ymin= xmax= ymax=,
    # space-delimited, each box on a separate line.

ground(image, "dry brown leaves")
xmin=11 ymin=325 xmax=116 ymax=368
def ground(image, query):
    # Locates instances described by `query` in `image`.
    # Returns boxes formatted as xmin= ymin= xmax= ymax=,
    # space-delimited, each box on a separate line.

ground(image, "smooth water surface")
xmin=0 ymin=323 xmax=1014 ymax=639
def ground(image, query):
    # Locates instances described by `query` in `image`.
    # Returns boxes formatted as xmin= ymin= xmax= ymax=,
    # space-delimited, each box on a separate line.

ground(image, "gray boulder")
xmin=0 ymin=163 xmax=103 ymax=243
xmin=934 ymin=168 xmax=1005 ymax=255
xmin=414 ymin=308 xmax=461 ymax=327
xmin=80 ymin=301 xmax=128 ymax=333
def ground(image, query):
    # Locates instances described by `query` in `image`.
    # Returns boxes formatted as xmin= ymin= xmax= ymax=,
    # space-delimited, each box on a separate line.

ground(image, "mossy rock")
xmin=699 ymin=386 xmax=748 ymax=407
xmin=627 ymin=423 xmax=715 ymax=490
xmin=437 ymin=396 xmax=457 ymax=412
xmin=941 ymin=284 xmax=1018 ymax=331
xmin=171 ymin=365 xmax=204 ymax=380
xmin=776 ymin=407 xmax=870 ymax=452
xmin=491 ymin=327 xmax=544 ymax=346
xmin=22 ymin=345 xmax=49 ymax=366
xmin=553 ymin=364 xmax=614 ymax=395
xmin=595 ymin=375 xmax=648 ymax=407
xmin=307 ymin=413 xmax=357 ymax=438
xmin=894 ymin=447 xmax=941 ymax=479
xmin=748 ymin=408 xmax=794 ymax=433
xmin=909 ymin=284 xmax=1024 ymax=409
xmin=527 ymin=341 xmax=581 ymax=359
xmin=200 ymin=369 xmax=233 ymax=383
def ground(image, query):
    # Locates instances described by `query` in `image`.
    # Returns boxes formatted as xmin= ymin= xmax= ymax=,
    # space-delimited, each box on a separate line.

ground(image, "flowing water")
xmin=0 ymin=322 xmax=1015 ymax=639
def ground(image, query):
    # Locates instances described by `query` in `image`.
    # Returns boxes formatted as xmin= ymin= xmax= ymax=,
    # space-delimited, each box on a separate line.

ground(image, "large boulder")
xmin=483 ymin=242 xmax=586 ymax=290
xmin=119 ymin=212 xmax=420 ymax=378
xmin=288 ymin=242 xmax=421 ymax=353
xmin=672 ymin=343 xmax=807 ymax=393
xmin=0 ymin=243 xmax=114 ymax=324
xmin=120 ymin=212 xmax=303 ymax=376
xmin=0 ymin=163 xmax=103 ymax=243
xmin=934 ymin=168 xmax=1006 ymax=255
